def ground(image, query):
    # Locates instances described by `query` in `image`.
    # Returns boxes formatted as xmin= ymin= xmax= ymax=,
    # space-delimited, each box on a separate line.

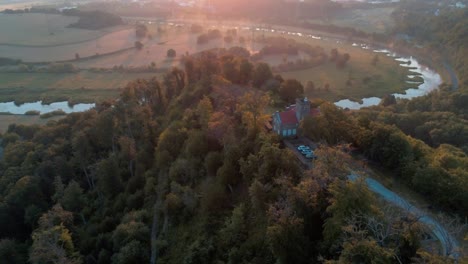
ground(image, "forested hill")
xmin=0 ymin=50 xmax=466 ymax=263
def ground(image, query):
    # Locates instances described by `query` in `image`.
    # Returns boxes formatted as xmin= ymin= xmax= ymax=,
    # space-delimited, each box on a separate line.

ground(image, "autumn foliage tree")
xmin=279 ymin=79 xmax=304 ymax=103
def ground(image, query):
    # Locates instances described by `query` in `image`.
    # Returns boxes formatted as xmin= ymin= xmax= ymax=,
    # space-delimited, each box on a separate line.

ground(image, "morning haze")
xmin=0 ymin=0 xmax=466 ymax=263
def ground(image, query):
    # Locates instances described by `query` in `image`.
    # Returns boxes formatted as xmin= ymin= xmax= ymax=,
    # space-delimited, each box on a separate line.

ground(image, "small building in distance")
xmin=272 ymin=97 xmax=319 ymax=137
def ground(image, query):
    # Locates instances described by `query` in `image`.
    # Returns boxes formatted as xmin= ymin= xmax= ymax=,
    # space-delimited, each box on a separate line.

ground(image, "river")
xmin=0 ymin=19 xmax=444 ymax=114
xmin=335 ymin=49 xmax=442 ymax=109
xmin=0 ymin=101 xmax=95 ymax=114
xmin=156 ymin=19 xmax=443 ymax=110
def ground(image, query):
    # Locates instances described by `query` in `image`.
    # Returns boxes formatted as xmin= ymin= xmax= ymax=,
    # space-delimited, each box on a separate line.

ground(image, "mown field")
xmin=0 ymin=13 xmax=128 ymax=46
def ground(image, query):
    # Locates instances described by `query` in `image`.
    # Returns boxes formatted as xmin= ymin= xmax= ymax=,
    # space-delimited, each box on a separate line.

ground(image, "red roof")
xmin=310 ymin=108 xmax=320 ymax=116
xmin=277 ymin=105 xmax=320 ymax=125
xmin=279 ymin=110 xmax=298 ymax=125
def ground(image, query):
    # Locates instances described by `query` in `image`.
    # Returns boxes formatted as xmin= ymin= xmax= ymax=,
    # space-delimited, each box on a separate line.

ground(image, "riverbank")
xmin=0 ymin=114 xmax=64 ymax=133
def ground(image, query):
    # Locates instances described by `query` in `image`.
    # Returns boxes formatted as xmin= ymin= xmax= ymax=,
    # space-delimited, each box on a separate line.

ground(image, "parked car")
xmin=301 ymin=149 xmax=313 ymax=155
xmin=297 ymin=145 xmax=309 ymax=151
xmin=305 ymin=153 xmax=316 ymax=159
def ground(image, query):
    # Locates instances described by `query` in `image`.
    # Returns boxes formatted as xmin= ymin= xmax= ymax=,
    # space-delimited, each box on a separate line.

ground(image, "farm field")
xmin=0 ymin=13 xmax=129 ymax=47
xmin=0 ymin=24 xmax=413 ymax=104
xmin=0 ymin=13 xmax=108 ymax=46
xmin=0 ymin=16 xmax=413 ymax=105
xmin=0 ymin=27 xmax=135 ymax=62
xmin=0 ymin=19 xmax=254 ymax=65
xmin=0 ymin=71 xmax=161 ymax=103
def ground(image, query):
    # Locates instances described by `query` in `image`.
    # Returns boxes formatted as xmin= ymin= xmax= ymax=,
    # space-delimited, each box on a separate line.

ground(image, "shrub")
xmin=135 ymin=24 xmax=148 ymax=38
xmin=224 ymin=36 xmax=233 ymax=43
xmin=135 ymin=41 xmax=144 ymax=50
xmin=24 ymin=110 xmax=40 ymax=116
xmin=47 ymin=63 xmax=78 ymax=73
xmin=190 ymin=24 xmax=203 ymax=33
xmin=40 ymin=110 xmax=66 ymax=119
xmin=167 ymin=49 xmax=176 ymax=58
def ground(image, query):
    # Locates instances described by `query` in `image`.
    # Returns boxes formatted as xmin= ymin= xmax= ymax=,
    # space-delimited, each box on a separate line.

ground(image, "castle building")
xmin=272 ymin=98 xmax=319 ymax=137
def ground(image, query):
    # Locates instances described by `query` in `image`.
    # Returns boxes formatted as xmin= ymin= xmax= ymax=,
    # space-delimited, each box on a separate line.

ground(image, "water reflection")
xmin=335 ymin=50 xmax=442 ymax=109
xmin=0 ymin=101 xmax=95 ymax=115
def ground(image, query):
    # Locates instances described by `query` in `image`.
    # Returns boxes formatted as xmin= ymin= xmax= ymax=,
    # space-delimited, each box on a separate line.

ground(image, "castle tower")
xmin=295 ymin=97 xmax=310 ymax=121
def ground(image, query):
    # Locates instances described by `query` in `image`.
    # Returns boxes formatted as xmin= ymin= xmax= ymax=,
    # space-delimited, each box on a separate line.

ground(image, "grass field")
xmin=0 ymin=71 xmax=161 ymax=103
xmin=0 ymin=14 xmax=134 ymax=62
xmin=0 ymin=27 xmax=135 ymax=62
xmin=0 ymin=13 xmax=102 ymax=46
xmin=0 ymin=13 xmax=127 ymax=46
xmin=277 ymin=38 xmax=411 ymax=102
xmin=0 ymin=19 xmax=413 ymax=104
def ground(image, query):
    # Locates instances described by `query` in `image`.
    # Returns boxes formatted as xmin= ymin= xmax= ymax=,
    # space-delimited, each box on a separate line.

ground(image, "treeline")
xmin=1 ymin=7 xmax=62 ymax=14
xmin=197 ymin=29 xmax=222 ymax=44
xmin=66 ymin=10 xmax=123 ymax=30
xmin=298 ymin=21 xmax=387 ymax=42
xmin=0 ymin=58 xmax=22 ymax=66
xmin=362 ymin=91 xmax=468 ymax=152
xmin=207 ymin=0 xmax=387 ymax=42
xmin=302 ymin=98 xmax=468 ymax=216
xmin=251 ymin=37 xmax=333 ymax=72
xmin=0 ymin=51 xmax=453 ymax=264
xmin=314 ymin=4 xmax=468 ymax=215
xmin=3 ymin=63 xmax=79 ymax=73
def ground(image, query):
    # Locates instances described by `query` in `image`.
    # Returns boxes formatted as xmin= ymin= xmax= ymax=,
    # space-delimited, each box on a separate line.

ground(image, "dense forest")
xmin=65 ymin=10 xmax=124 ymax=30
xmin=0 ymin=47 xmax=465 ymax=263
xmin=0 ymin=1 xmax=467 ymax=262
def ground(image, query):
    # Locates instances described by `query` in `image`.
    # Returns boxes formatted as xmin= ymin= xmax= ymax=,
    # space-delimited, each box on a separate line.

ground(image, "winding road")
xmin=348 ymin=174 xmax=460 ymax=258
